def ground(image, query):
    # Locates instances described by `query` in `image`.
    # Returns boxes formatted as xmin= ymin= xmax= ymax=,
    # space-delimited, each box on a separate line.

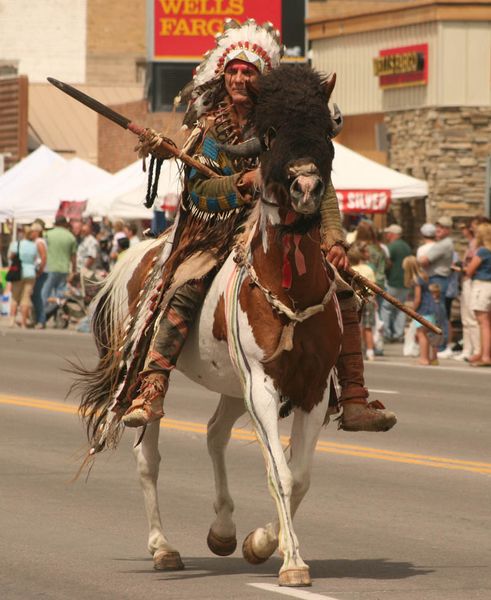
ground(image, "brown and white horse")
xmin=83 ymin=64 xmax=342 ymax=587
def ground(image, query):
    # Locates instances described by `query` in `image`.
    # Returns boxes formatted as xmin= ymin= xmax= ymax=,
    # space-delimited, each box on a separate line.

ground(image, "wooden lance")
xmin=47 ymin=77 xmax=218 ymax=179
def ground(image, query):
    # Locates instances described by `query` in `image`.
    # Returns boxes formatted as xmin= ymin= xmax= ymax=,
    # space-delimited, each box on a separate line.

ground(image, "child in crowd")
xmin=116 ymin=236 xmax=130 ymax=261
xmin=348 ymin=242 xmax=377 ymax=361
xmin=403 ymin=255 xmax=439 ymax=365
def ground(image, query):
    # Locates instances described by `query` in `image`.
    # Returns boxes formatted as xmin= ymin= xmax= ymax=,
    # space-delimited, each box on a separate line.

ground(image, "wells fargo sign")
xmin=153 ymin=0 xmax=282 ymax=61
xmin=373 ymin=44 xmax=428 ymax=89
xmin=337 ymin=190 xmax=391 ymax=214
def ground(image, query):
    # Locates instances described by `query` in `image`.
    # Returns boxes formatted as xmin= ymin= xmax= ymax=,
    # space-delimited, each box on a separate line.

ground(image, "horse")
xmin=78 ymin=64 xmax=343 ymax=588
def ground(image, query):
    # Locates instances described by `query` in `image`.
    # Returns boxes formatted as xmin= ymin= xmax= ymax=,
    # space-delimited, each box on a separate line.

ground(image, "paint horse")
xmin=83 ymin=65 xmax=342 ymax=587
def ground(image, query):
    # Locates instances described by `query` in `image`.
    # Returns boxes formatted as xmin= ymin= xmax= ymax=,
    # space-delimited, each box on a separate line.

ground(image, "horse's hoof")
xmin=279 ymin=567 xmax=311 ymax=587
xmin=242 ymin=530 xmax=269 ymax=565
xmin=153 ymin=550 xmax=185 ymax=571
xmin=207 ymin=529 xmax=237 ymax=556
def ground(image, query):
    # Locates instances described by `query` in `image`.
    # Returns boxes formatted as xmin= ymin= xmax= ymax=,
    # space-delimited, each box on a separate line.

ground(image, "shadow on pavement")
xmin=115 ymin=555 xmax=434 ymax=581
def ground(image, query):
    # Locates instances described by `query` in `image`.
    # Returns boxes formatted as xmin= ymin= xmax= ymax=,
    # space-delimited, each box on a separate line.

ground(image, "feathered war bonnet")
xmin=179 ymin=18 xmax=284 ymax=126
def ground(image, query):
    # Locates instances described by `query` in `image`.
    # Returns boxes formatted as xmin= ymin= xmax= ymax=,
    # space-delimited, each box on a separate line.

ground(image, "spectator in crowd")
xmin=355 ymin=220 xmax=387 ymax=292
xmin=418 ymin=216 xmax=454 ymax=356
xmin=123 ymin=221 xmax=140 ymax=247
xmin=70 ymin=219 xmax=83 ymax=245
xmin=403 ymin=255 xmax=439 ymax=366
xmin=30 ymin=221 xmax=47 ymax=327
xmin=8 ymin=226 xmax=40 ymax=328
xmin=348 ymin=242 xmax=377 ymax=361
xmin=109 ymin=219 xmax=127 ymax=265
xmin=454 ymin=221 xmax=480 ymax=361
xmin=39 ymin=215 xmax=77 ymax=329
xmin=76 ymin=220 xmax=101 ymax=273
xmin=381 ymin=224 xmax=412 ymax=343
xmin=465 ymin=222 xmax=491 ymax=367
xmin=416 ymin=223 xmax=436 ymax=261
xmin=116 ymin=236 xmax=130 ymax=261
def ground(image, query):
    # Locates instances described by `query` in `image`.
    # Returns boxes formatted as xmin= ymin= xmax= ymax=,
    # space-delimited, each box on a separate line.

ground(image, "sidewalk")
xmin=368 ymin=340 xmax=483 ymax=371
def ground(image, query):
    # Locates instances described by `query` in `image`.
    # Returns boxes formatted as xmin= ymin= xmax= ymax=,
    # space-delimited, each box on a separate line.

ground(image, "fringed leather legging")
xmin=144 ymin=277 xmax=210 ymax=375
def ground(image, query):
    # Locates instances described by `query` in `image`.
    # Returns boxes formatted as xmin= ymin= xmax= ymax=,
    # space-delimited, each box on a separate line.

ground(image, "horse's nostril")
xmin=291 ymin=179 xmax=302 ymax=194
xmin=313 ymin=178 xmax=324 ymax=196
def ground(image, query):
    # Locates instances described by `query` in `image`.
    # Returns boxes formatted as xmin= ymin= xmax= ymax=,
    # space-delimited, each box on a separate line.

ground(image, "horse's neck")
xmin=251 ymin=220 xmax=330 ymax=309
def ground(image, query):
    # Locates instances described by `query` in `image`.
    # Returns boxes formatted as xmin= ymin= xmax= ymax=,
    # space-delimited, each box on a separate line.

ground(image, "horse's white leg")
xmin=133 ymin=421 xmax=184 ymax=570
xmin=245 ymin=368 xmax=311 ymax=587
xmin=243 ymin=397 xmax=329 ymax=573
xmin=206 ymin=394 xmax=246 ymax=556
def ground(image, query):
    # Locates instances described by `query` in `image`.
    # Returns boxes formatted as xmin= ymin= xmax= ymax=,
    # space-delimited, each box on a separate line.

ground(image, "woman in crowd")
xmin=8 ymin=226 xmax=40 ymax=328
xmin=348 ymin=242 xmax=377 ymax=361
xmin=30 ymin=220 xmax=47 ymax=327
xmin=465 ymin=222 xmax=491 ymax=367
xmin=454 ymin=221 xmax=480 ymax=361
xmin=403 ymin=255 xmax=439 ymax=366
xmin=355 ymin=221 xmax=387 ymax=292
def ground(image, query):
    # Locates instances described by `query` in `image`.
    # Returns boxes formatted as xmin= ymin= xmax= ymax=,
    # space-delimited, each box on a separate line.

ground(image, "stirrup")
xmin=337 ymin=399 xmax=397 ymax=432
xmin=122 ymin=373 xmax=167 ymax=428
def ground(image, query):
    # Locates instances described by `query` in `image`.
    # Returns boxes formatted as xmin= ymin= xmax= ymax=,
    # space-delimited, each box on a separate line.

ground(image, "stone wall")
xmin=385 ymin=106 xmax=491 ymax=222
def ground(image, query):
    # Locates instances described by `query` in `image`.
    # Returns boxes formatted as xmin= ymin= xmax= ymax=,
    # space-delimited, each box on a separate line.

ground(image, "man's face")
xmin=435 ymin=224 xmax=449 ymax=240
xmin=224 ymin=60 xmax=259 ymax=105
xmin=71 ymin=220 xmax=82 ymax=236
xmin=81 ymin=223 xmax=92 ymax=238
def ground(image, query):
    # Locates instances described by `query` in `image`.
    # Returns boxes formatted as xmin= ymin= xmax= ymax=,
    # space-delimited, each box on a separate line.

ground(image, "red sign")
xmin=57 ymin=200 xmax=87 ymax=220
xmin=153 ymin=0 xmax=282 ymax=60
xmin=373 ymin=44 xmax=428 ymax=89
xmin=337 ymin=190 xmax=391 ymax=214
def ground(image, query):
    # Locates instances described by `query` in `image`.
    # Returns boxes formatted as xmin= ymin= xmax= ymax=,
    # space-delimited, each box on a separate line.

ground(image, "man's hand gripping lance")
xmin=47 ymin=77 xmax=218 ymax=180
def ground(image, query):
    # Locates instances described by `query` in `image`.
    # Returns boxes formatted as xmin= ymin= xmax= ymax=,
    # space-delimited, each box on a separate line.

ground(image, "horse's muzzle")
xmin=290 ymin=174 xmax=325 ymax=215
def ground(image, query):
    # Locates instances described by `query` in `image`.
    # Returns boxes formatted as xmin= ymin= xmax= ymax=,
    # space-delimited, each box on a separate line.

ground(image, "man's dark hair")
xmin=55 ymin=215 xmax=69 ymax=227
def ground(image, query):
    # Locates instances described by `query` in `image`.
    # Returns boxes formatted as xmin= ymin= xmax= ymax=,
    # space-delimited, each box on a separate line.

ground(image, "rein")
xmin=233 ymin=226 xmax=337 ymax=363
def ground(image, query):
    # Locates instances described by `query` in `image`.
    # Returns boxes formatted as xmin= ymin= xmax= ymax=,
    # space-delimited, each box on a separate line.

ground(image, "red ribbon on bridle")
xmin=281 ymin=212 xmax=307 ymax=289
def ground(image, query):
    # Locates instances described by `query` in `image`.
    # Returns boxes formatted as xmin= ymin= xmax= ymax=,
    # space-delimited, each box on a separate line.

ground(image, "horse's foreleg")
xmin=133 ymin=421 xmax=184 ymax=570
xmin=245 ymin=368 xmax=311 ymax=587
xmin=243 ymin=396 xmax=330 ymax=568
xmin=206 ymin=394 xmax=246 ymax=556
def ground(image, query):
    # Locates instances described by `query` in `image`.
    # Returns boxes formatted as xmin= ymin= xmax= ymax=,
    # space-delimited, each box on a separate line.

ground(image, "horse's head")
xmin=223 ymin=64 xmax=340 ymax=217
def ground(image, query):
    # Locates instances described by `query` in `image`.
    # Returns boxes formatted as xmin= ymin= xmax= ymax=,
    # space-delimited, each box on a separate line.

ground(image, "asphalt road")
xmin=0 ymin=325 xmax=490 ymax=600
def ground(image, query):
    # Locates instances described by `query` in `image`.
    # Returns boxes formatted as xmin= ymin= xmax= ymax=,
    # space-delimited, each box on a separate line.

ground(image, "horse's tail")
xmin=69 ymin=238 xmax=163 ymax=450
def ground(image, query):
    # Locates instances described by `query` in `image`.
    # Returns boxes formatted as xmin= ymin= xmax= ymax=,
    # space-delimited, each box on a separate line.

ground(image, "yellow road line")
xmin=2 ymin=394 xmax=491 ymax=475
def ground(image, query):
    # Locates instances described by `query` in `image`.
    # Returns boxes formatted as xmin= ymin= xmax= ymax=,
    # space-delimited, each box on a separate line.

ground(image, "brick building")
xmin=308 ymin=0 xmax=491 ymax=235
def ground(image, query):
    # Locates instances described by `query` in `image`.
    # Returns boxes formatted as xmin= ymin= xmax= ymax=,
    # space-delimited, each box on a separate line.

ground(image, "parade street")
xmin=1 ymin=326 xmax=490 ymax=600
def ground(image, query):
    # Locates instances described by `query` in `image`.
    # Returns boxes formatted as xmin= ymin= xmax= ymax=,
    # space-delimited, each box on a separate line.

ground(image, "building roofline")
xmin=307 ymin=1 xmax=491 ymax=40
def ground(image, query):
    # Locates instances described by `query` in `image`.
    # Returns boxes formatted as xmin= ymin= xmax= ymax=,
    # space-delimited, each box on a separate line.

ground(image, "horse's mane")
xmin=254 ymin=65 xmax=333 ymax=137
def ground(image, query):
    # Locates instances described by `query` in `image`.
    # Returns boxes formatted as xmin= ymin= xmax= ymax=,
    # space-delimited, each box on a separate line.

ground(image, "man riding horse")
xmin=121 ymin=19 xmax=396 ymax=434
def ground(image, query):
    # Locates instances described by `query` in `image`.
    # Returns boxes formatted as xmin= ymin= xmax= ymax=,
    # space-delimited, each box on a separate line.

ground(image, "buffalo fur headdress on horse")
xmin=178 ymin=18 xmax=284 ymax=126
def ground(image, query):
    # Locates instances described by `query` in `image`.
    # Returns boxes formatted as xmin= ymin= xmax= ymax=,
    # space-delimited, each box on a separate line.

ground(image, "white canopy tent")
xmin=84 ymin=160 xmax=147 ymax=218
xmin=9 ymin=157 xmax=112 ymax=223
xmin=85 ymin=159 xmax=183 ymax=221
xmin=0 ymin=145 xmax=67 ymax=222
xmin=331 ymin=142 xmax=428 ymax=214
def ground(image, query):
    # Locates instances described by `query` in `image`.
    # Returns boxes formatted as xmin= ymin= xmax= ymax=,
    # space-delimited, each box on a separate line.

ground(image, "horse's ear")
xmin=321 ymin=72 xmax=336 ymax=101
